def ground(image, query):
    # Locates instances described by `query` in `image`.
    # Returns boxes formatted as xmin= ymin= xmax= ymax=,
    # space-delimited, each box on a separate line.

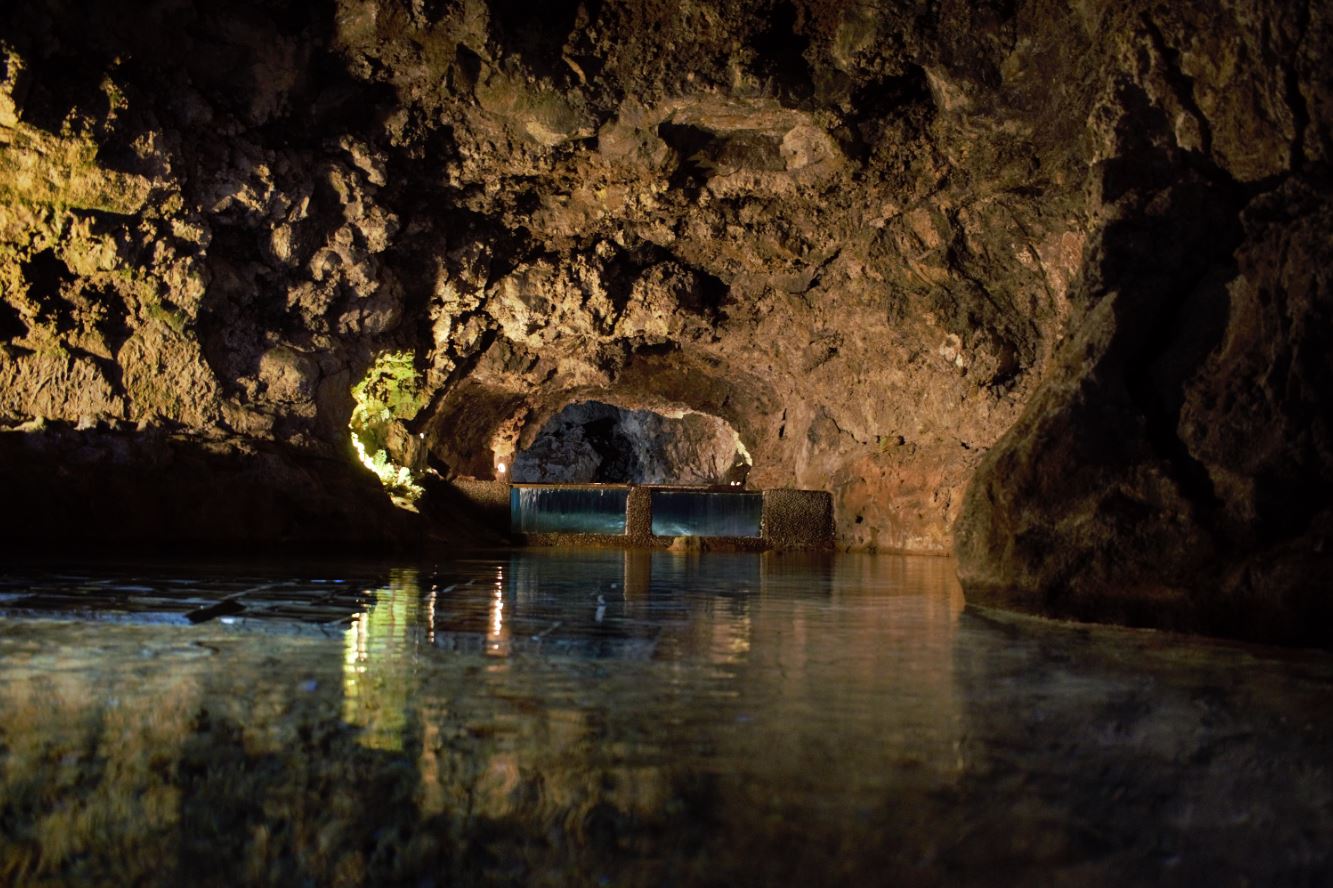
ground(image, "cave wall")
xmin=509 ymin=401 xmax=747 ymax=485
xmin=954 ymin=0 xmax=1333 ymax=644
xmin=0 ymin=0 xmax=1081 ymax=550
xmin=0 ymin=0 xmax=1328 ymax=640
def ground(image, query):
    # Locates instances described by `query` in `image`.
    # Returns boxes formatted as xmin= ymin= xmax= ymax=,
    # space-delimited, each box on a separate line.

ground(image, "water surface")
xmin=0 ymin=551 xmax=1329 ymax=886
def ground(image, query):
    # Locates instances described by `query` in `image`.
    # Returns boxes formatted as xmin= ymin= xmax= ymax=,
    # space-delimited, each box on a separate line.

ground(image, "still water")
xmin=0 ymin=551 xmax=1329 ymax=886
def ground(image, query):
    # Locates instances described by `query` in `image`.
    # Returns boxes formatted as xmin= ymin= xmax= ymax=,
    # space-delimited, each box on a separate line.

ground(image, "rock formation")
xmin=0 ymin=1 xmax=1327 ymax=641
xmin=952 ymin=2 xmax=1333 ymax=645
xmin=510 ymin=400 xmax=749 ymax=485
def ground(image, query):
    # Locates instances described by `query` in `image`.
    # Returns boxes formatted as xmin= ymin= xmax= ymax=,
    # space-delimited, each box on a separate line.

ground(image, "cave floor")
xmin=0 ymin=551 xmax=1328 ymax=886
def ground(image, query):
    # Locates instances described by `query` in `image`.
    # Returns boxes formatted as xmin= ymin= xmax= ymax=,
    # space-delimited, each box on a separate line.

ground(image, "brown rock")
xmin=0 ymin=0 xmax=1327 ymax=642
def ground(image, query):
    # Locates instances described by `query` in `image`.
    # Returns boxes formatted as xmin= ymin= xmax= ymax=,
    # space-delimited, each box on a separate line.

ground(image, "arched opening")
xmin=510 ymin=400 xmax=752 ymax=486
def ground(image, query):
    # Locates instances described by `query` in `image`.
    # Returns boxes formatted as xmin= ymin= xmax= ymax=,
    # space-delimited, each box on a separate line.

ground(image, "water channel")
xmin=0 ymin=550 xmax=1328 ymax=885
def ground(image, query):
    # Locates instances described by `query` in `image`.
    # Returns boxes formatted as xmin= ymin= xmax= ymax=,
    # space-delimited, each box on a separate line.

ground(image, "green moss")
xmin=144 ymin=300 xmax=189 ymax=334
xmin=350 ymin=351 xmax=426 ymax=444
xmin=349 ymin=350 xmax=428 ymax=502
xmin=876 ymin=434 xmax=905 ymax=453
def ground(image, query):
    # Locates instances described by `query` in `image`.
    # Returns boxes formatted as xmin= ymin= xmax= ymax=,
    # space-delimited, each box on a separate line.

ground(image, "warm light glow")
xmin=426 ymin=588 xmax=437 ymax=644
xmin=490 ymin=588 xmax=504 ymax=638
xmin=351 ymin=421 xmax=423 ymax=506
xmin=497 ymin=462 xmax=507 ymax=474
xmin=488 ymin=568 xmax=507 ymax=655
xmin=348 ymin=350 xmax=426 ymax=506
xmin=344 ymin=612 xmax=368 ymax=667
xmin=341 ymin=572 xmax=420 ymax=751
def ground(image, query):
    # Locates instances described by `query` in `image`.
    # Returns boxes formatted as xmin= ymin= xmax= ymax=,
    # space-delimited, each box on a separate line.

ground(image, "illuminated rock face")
xmin=510 ymin=401 xmax=748 ymax=485
xmin=0 ymin=1 xmax=1327 ymax=638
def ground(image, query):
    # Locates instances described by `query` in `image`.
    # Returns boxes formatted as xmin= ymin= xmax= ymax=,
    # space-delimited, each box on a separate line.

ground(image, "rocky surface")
xmin=953 ymin=3 xmax=1333 ymax=645
xmin=0 ymin=1 xmax=1328 ymax=639
xmin=510 ymin=400 xmax=748 ymax=484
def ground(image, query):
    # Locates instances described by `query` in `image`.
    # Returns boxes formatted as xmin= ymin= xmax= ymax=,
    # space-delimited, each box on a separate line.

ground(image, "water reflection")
xmin=337 ymin=550 xmax=973 ymax=882
xmin=0 ymin=552 xmax=1327 ymax=885
xmin=489 ymin=565 xmax=507 ymax=655
xmin=342 ymin=568 xmax=424 ymax=751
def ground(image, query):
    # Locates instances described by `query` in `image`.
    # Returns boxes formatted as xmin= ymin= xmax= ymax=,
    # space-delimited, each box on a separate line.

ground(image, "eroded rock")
xmin=0 ymin=0 xmax=1327 ymax=641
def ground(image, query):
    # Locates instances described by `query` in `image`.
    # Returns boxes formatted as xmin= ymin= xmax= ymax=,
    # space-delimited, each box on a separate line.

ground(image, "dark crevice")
xmin=91 ymin=284 xmax=133 ymax=356
xmin=685 ymin=267 xmax=729 ymax=319
xmin=23 ymin=250 xmax=77 ymax=335
xmin=601 ymin=240 xmax=676 ymax=321
xmin=583 ymin=415 xmax=644 ymax=482
xmin=83 ymin=348 xmax=129 ymax=404
xmin=1283 ymin=0 xmax=1313 ymax=172
xmin=1282 ymin=65 xmax=1310 ymax=172
xmin=1103 ymin=173 xmax=1245 ymax=528
xmin=0 ymin=299 xmax=28 ymax=342
xmin=752 ymin=0 xmax=814 ymax=109
xmin=627 ymin=340 xmax=679 ymax=359
xmin=450 ymin=43 xmax=484 ymax=96
xmin=486 ymin=0 xmax=586 ymax=86
xmin=6 ymin=47 xmax=110 ymax=136
xmin=986 ymin=343 xmax=1022 ymax=390
xmin=656 ymin=123 xmax=716 ymax=197
xmin=836 ymin=66 xmax=933 ymax=162
xmin=1123 ymin=279 xmax=1230 ymax=522
xmin=804 ymin=249 xmax=841 ymax=293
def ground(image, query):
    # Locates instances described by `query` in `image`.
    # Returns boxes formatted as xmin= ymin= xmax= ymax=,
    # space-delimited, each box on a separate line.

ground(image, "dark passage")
xmin=512 ymin=401 xmax=750 ymax=486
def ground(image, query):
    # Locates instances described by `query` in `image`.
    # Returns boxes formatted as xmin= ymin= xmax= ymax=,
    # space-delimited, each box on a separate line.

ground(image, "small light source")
xmin=497 ymin=462 xmax=507 ymax=475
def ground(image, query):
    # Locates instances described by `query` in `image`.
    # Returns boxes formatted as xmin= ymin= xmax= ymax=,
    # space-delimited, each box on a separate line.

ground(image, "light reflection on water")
xmin=0 ymin=551 xmax=1329 ymax=886
xmin=342 ymin=569 xmax=424 ymax=752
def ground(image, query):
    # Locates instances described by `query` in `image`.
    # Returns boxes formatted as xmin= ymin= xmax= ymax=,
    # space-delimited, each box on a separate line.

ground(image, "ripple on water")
xmin=0 ymin=551 xmax=1328 ymax=886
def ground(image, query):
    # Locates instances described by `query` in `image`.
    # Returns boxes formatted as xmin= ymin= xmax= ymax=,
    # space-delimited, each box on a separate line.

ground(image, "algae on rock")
xmin=349 ymin=350 xmax=428 ymax=503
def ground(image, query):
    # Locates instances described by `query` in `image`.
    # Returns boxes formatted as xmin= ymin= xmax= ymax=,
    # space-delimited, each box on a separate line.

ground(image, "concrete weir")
xmin=509 ymin=483 xmax=834 ymax=551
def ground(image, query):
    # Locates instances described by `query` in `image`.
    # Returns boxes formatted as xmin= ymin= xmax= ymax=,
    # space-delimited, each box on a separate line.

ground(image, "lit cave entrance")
xmin=510 ymin=401 xmax=751 ymax=486
xmin=508 ymin=401 xmax=764 ymax=538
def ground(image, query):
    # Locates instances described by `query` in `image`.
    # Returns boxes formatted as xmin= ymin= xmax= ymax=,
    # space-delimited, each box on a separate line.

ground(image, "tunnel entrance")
xmin=511 ymin=401 xmax=751 ymax=486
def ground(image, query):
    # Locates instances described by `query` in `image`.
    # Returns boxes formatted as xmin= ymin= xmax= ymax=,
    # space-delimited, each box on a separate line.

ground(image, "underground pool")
xmin=0 ymin=550 xmax=1328 ymax=885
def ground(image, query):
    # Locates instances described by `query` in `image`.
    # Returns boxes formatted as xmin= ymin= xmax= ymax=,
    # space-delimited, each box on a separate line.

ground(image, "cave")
xmin=509 ymin=400 xmax=751 ymax=485
xmin=0 ymin=0 xmax=1330 ymax=882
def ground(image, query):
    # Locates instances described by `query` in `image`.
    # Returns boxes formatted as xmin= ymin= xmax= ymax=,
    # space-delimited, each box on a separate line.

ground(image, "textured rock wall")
xmin=0 ymin=0 xmax=1077 ymax=551
xmin=954 ymin=1 xmax=1333 ymax=645
xmin=0 ymin=0 xmax=1328 ymax=639
xmin=510 ymin=400 xmax=746 ymax=484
